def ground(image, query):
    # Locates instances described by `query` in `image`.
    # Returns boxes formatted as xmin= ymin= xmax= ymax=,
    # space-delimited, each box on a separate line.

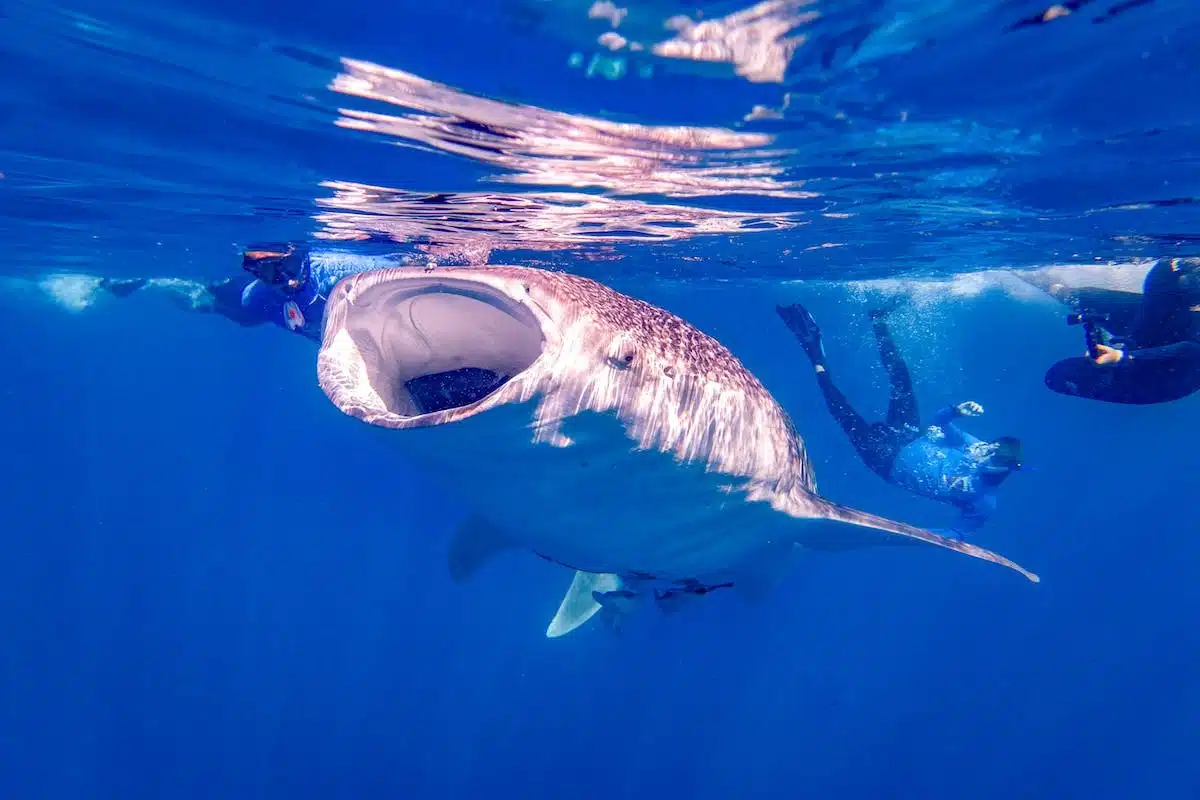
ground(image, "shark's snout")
xmin=324 ymin=271 xmax=545 ymax=421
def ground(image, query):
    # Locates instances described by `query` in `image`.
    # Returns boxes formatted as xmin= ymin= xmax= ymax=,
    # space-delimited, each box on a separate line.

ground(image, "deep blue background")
xmin=2 ymin=278 xmax=1197 ymax=798
xmin=3 ymin=0 xmax=1200 ymax=796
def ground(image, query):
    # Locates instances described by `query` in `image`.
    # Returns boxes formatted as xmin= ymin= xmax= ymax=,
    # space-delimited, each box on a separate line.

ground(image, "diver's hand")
xmin=1091 ymin=344 xmax=1124 ymax=366
xmin=955 ymin=401 xmax=984 ymax=417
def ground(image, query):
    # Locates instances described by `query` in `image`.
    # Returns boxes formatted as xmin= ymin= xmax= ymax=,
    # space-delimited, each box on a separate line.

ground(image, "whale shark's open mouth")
xmin=341 ymin=277 xmax=545 ymax=418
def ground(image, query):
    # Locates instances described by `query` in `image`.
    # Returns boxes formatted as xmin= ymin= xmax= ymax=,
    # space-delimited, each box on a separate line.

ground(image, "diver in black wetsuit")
xmin=777 ymin=301 xmax=1024 ymax=538
xmin=1038 ymin=257 xmax=1200 ymax=405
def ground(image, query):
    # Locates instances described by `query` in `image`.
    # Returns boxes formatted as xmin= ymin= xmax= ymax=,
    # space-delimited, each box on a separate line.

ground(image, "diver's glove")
xmin=955 ymin=400 xmax=984 ymax=417
xmin=1090 ymin=344 xmax=1125 ymax=366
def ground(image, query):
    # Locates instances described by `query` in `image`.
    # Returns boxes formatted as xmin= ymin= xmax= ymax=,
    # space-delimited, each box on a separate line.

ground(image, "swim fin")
xmin=776 ymin=302 xmax=827 ymax=364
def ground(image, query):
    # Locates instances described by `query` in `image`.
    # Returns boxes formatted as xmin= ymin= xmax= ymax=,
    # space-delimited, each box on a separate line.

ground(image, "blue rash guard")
xmin=886 ymin=406 xmax=999 ymax=536
xmin=237 ymin=251 xmax=409 ymax=341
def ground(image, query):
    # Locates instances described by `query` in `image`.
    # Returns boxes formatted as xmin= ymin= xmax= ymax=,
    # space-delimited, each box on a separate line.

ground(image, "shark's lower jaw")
xmin=338 ymin=276 xmax=545 ymax=420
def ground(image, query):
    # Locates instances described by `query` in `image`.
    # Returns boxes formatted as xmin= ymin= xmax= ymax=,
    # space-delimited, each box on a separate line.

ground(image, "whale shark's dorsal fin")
xmin=546 ymin=571 xmax=623 ymax=638
xmin=447 ymin=515 xmax=514 ymax=584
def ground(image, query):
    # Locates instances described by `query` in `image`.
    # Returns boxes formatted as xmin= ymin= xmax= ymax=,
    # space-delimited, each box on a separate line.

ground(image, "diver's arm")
xmin=308 ymin=250 xmax=416 ymax=295
xmin=930 ymin=403 xmax=983 ymax=448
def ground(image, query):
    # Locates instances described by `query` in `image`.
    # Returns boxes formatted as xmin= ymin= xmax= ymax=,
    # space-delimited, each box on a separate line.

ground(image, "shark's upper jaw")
xmin=331 ymin=274 xmax=546 ymax=422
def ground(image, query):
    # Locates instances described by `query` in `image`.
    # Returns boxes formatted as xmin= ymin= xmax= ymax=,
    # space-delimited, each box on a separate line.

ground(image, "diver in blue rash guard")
xmin=98 ymin=243 xmax=398 ymax=340
xmin=776 ymin=301 xmax=1024 ymax=539
xmin=97 ymin=243 xmax=506 ymax=413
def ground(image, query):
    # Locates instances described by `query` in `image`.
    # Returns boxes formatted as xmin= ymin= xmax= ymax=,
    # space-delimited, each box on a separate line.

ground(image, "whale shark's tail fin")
xmin=799 ymin=498 xmax=1040 ymax=583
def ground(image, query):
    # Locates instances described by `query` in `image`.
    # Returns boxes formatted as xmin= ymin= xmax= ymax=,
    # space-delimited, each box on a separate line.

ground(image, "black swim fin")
xmin=776 ymin=302 xmax=827 ymax=365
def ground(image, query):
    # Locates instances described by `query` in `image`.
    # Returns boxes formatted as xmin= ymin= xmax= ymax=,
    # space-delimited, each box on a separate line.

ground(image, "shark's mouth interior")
xmin=344 ymin=278 xmax=545 ymax=417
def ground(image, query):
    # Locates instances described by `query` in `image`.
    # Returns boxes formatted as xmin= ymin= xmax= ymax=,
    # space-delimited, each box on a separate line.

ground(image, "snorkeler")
xmin=97 ymin=244 xmax=408 ymax=341
xmin=94 ymin=243 xmax=501 ymax=411
xmin=776 ymin=301 xmax=1024 ymax=539
xmin=1024 ymin=257 xmax=1200 ymax=405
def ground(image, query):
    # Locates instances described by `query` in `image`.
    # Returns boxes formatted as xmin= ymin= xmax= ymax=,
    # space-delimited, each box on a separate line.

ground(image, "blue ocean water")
xmin=2 ymin=0 xmax=1198 ymax=797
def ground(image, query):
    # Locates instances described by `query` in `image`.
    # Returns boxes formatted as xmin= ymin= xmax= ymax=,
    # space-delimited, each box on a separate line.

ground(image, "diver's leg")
xmin=777 ymin=302 xmax=828 ymax=367
xmin=778 ymin=303 xmax=875 ymax=454
xmin=870 ymin=312 xmax=920 ymax=430
xmin=813 ymin=370 xmax=867 ymax=443
xmin=778 ymin=302 xmax=898 ymax=471
xmin=813 ymin=370 xmax=895 ymax=472
xmin=814 ymin=371 xmax=911 ymax=477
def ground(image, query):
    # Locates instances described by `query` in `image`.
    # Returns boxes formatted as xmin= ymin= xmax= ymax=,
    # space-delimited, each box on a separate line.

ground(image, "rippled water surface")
xmin=4 ymin=0 xmax=1198 ymax=280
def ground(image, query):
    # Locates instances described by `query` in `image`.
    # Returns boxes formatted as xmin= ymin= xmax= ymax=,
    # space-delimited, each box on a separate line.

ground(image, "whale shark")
xmin=315 ymin=265 xmax=1039 ymax=637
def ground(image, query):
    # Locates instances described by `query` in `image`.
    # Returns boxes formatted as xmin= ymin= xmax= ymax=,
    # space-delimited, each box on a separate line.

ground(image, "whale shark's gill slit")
xmin=344 ymin=277 xmax=545 ymax=418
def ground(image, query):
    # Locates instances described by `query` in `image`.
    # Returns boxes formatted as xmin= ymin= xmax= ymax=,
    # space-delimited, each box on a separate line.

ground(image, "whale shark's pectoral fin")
xmin=447 ymin=515 xmax=514 ymax=584
xmin=546 ymin=571 xmax=623 ymax=638
xmin=801 ymin=498 xmax=1040 ymax=583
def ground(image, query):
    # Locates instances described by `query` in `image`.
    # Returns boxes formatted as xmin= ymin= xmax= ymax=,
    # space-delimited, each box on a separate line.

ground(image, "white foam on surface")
xmin=783 ymin=260 xmax=1158 ymax=308
xmin=33 ymin=273 xmax=105 ymax=312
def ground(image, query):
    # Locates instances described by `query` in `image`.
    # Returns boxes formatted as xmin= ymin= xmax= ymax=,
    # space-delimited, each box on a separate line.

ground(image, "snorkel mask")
xmin=242 ymin=244 xmax=311 ymax=295
xmin=967 ymin=438 xmax=1024 ymax=474
xmin=992 ymin=436 xmax=1024 ymax=471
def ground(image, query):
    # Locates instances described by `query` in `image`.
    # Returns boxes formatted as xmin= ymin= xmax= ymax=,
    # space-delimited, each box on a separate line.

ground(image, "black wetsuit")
xmin=1044 ymin=257 xmax=1200 ymax=405
xmin=814 ymin=315 xmax=923 ymax=479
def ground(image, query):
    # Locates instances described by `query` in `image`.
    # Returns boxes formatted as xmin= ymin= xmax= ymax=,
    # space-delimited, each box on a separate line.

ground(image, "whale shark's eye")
xmin=608 ymin=351 xmax=636 ymax=369
xmin=607 ymin=334 xmax=637 ymax=369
